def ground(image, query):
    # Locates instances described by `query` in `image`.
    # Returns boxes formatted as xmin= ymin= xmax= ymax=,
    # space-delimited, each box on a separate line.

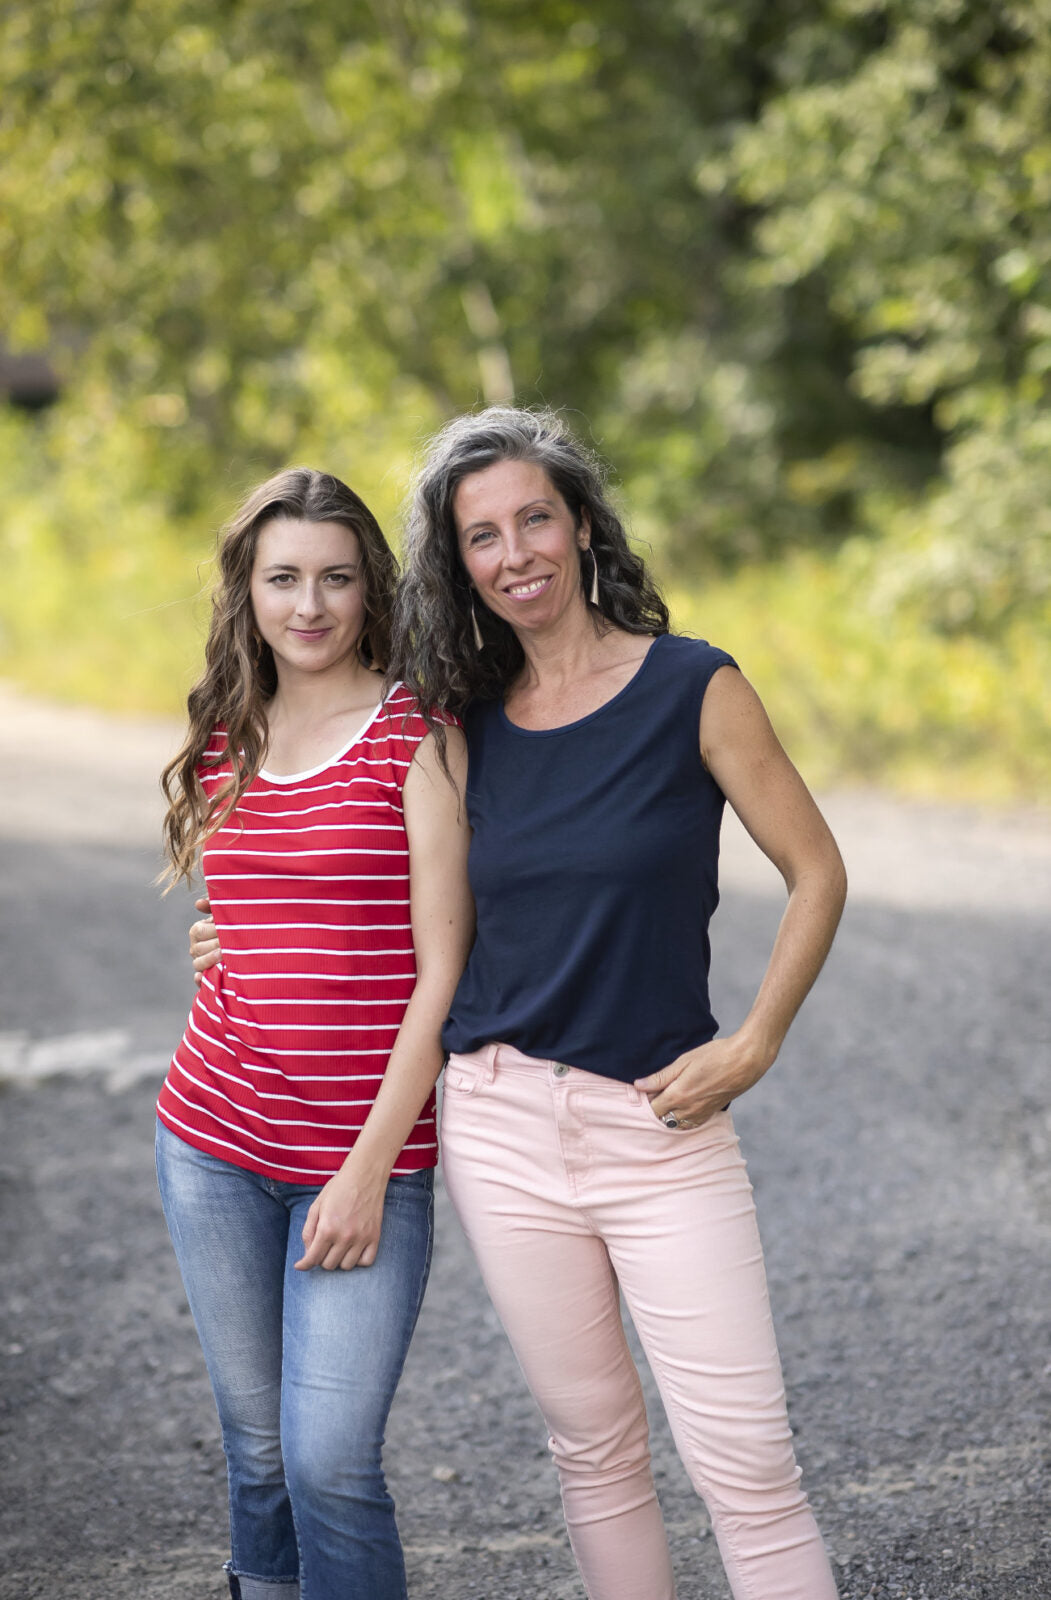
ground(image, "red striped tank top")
xmin=157 ymin=684 xmax=441 ymax=1182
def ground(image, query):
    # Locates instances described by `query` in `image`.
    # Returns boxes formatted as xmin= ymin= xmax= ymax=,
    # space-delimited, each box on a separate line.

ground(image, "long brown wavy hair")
xmin=389 ymin=406 xmax=669 ymax=757
xmin=161 ymin=467 xmax=398 ymax=887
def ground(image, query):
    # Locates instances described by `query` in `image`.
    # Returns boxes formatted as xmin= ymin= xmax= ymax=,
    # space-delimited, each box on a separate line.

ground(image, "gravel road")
xmin=0 ymin=682 xmax=1048 ymax=1600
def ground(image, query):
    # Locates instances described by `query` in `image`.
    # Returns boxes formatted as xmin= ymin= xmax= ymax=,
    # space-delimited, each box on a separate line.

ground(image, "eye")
xmin=467 ymin=528 xmax=495 ymax=548
xmin=324 ymin=572 xmax=355 ymax=586
xmin=268 ymin=572 xmax=295 ymax=586
xmin=525 ymin=510 xmax=549 ymax=526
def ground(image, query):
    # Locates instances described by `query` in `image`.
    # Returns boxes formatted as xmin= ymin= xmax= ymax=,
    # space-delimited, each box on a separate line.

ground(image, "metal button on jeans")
xmin=552 ymin=1062 xmax=571 ymax=1077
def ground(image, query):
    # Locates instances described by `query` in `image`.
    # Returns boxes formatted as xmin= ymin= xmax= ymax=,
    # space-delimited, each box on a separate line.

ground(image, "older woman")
xmin=391 ymin=406 xmax=847 ymax=1600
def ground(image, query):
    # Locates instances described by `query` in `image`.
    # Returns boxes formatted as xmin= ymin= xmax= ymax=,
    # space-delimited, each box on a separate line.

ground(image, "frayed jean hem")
xmin=224 ymin=1563 xmax=300 ymax=1600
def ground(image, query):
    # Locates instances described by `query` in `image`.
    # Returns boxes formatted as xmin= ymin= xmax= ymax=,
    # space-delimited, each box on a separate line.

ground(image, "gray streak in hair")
xmin=388 ymin=406 xmax=669 ymax=754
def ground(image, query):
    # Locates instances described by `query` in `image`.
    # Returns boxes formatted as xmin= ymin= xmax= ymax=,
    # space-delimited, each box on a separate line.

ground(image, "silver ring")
xmin=661 ymin=1111 xmax=680 ymax=1129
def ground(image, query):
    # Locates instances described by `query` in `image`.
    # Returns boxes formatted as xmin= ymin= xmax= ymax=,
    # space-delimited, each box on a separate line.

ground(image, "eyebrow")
xmin=260 ymin=562 xmax=358 ymax=573
xmin=460 ymin=498 xmax=556 ymax=536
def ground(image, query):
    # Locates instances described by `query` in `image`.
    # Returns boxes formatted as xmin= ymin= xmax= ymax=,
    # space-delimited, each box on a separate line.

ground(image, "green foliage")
xmin=858 ymin=407 xmax=1051 ymax=635
xmin=0 ymin=407 xmax=208 ymax=708
xmin=673 ymin=556 xmax=1051 ymax=803
xmin=0 ymin=0 xmax=1048 ymax=795
xmin=725 ymin=0 xmax=1051 ymax=624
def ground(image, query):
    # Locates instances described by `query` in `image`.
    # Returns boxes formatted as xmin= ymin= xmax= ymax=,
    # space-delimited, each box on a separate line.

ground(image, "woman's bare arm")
xmin=295 ymin=728 xmax=474 ymax=1269
xmin=635 ymin=667 xmax=847 ymax=1126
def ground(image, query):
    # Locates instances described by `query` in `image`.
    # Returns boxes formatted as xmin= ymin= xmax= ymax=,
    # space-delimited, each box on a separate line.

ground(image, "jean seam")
xmin=407 ymin=1186 xmax=435 ymax=1332
xmin=680 ymin=1473 xmax=765 ymax=1600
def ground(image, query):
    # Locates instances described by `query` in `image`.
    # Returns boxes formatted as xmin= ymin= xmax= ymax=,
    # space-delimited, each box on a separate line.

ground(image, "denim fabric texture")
xmin=156 ymin=1120 xmax=433 ymax=1600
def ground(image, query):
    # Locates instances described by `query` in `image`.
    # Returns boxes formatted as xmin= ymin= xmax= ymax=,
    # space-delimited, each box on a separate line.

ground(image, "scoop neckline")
xmin=497 ymin=635 xmax=664 ymax=738
xmin=259 ymin=684 xmax=399 ymax=784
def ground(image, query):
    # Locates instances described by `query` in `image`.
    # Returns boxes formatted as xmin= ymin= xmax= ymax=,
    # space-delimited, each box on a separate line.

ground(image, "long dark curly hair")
xmin=389 ymin=407 xmax=669 ymax=744
xmin=161 ymin=467 xmax=398 ymax=887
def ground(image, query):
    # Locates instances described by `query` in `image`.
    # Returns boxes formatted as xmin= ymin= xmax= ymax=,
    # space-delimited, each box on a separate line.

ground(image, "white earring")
xmin=471 ymin=599 xmax=485 ymax=651
xmin=588 ymin=547 xmax=599 ymax=607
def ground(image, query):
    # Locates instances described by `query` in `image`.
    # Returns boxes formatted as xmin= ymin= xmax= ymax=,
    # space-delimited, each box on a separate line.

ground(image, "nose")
xmin=295 ymin=579 xmax=326 ymax=619
xmin=501 ymin=526 xmax=532 ymax=569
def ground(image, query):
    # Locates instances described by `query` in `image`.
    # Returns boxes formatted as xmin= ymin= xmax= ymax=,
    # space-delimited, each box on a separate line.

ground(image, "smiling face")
xmin=454 ymin=458 xmax=591 ymax=637
xmin=249 ymin=517 xmax=367 ymax=682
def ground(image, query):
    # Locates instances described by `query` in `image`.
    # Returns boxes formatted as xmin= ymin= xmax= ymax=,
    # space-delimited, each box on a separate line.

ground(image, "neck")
xmin=513 ymin=599 xmax=611 ymax=690
xmin=267 ymin=656 xmax=381 ymax=727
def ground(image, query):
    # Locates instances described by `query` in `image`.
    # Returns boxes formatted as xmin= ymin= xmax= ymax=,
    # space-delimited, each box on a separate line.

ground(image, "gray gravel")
xmin=0 ymin=685 xmax=1048 ymax=1598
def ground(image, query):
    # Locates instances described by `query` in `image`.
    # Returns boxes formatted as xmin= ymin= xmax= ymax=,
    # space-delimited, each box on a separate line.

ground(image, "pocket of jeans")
xmin=637 ymin=1098 xmax=732 ymax=1136
xmin=638 ymin=1097 xmax=686 ymax=1135
xmin=442 ymin=1060 xmax=482 ymax=1097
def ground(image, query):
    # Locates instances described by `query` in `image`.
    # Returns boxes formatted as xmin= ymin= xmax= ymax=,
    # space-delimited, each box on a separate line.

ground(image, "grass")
xmin=670 ymin=554 xmax=1051 ymax=803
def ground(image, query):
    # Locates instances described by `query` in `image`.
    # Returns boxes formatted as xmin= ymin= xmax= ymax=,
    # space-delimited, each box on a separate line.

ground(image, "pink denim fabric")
xmin=441 ymin=1043 xmax=838 ymax=1600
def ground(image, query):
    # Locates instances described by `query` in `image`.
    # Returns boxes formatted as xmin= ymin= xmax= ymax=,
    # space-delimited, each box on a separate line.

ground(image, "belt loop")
xmin=483 ymin=1041 xmax=499 ymax=1083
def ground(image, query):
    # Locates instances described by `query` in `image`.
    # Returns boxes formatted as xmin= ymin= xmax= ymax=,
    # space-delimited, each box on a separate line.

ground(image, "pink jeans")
xmin=440 ymin=1043 xmax=838 ymax=1600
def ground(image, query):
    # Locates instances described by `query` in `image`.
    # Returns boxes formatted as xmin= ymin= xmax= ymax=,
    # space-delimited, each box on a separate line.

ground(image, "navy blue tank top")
xmin=443 ymin=634 xmax=738 ymax=1082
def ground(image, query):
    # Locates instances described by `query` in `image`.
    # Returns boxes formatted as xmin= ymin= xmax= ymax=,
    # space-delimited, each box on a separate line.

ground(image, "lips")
xmin=288 ymin=628 xmax=332 ymax=640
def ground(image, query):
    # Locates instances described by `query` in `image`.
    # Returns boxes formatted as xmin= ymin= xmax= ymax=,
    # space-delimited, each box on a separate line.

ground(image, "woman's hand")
xmin=189 ymin=897 xmax=222 ymax=986
xmin=635 ymin=1030 xmax=770 ymax=1130
xmin=294 ymin=1159 xmax=388 ymax=1272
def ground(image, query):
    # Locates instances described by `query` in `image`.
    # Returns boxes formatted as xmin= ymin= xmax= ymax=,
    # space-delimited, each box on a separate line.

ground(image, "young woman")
xmin=157 ymin=467 xmax=472 ymax=1600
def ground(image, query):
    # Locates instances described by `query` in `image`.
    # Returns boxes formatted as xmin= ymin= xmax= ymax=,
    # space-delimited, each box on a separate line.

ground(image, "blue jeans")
xmin=155 ymin=1120 xmax=433 ymax=1600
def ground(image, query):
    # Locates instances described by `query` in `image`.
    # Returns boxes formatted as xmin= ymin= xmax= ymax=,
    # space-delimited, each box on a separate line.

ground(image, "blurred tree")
xmin=0 ymin=0 xmax=1048 ymax=671
xmin=726 ymin=0 xmax=1051 ymax=627
xmin=0 ymin=0 xmax=882 ymax=557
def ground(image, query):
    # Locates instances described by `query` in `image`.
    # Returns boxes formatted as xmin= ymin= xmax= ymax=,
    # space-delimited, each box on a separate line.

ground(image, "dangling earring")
xmin=471 ymin=598 xmax=485 ymax=651
xmin=588 ymin=547 xmax=600 ymax=607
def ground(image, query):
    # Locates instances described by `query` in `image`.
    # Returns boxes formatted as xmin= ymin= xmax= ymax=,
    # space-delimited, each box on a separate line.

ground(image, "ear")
xmin=577 ymin=508 xmax=592 ymax=549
